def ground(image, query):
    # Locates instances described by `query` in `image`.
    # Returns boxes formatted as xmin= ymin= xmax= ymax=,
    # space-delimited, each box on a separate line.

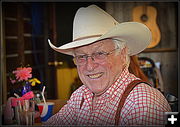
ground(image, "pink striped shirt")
xmin=44 ymin=68 xmax=171 ymax=125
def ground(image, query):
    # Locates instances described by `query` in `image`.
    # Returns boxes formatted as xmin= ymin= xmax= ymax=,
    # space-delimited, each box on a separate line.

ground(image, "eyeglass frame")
xmin=73 ymin=47 xmax=120 ymax=66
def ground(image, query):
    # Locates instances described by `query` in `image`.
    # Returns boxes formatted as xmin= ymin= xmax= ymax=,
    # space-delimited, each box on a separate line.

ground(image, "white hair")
xmin=112 ymin=39 xmax=130 ymax=67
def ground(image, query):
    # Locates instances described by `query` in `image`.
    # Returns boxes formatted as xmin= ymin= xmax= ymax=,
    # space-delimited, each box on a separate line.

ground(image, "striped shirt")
xmin=44 ymin=68 xmax=171 ymax=125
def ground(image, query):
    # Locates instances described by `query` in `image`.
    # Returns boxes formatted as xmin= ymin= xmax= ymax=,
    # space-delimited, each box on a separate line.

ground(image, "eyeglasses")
xmin=73 ymin=48 xmax=119 ymax=66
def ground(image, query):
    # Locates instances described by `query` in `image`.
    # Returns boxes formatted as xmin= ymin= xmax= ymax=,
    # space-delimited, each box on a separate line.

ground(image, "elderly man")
xmin=46 ymin=5 xmax=171 ymax=126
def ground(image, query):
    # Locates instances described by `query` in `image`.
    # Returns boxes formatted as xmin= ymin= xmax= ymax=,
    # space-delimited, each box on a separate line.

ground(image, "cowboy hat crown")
xmin=48 ymin=4 xmax=152 ymax=56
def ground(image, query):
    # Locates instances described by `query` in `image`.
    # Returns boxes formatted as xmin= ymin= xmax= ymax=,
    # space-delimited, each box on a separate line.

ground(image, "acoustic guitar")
xmin=132 ymin=5 xmax=161 ymax=48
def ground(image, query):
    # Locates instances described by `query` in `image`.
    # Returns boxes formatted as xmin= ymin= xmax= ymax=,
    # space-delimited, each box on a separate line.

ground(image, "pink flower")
xmin=13 ymin=67 xmax=32 ymax=81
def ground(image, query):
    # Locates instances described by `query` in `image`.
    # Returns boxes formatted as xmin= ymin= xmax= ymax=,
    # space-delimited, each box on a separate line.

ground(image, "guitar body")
xmin=132 ymin=5 xmax=161 ymax=48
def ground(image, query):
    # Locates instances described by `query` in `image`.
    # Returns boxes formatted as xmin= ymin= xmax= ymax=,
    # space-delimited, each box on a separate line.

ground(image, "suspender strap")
xmin=80 ymin=97 xmax=84 ymax=109
xmin=115 ymin=79 xmax=147 ymax=125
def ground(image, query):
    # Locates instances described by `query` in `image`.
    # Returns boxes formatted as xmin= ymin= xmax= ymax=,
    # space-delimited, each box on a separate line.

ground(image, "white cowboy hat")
xmin=48 ymin=4 xmax=152 ymax=56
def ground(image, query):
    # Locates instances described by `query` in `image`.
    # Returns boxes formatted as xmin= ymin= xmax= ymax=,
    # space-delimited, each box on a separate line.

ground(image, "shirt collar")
xmin=102 ymin=67 xmax=130 ymax=98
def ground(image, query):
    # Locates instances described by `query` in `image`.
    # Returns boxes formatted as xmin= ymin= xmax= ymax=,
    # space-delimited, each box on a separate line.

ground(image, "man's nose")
xmin=86 ymin=57 xmax=98 ymax=71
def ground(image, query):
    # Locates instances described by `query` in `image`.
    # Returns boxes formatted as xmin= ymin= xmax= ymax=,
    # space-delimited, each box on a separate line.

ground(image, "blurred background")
xmin=0 ymin=2 xmax=178 ymax=111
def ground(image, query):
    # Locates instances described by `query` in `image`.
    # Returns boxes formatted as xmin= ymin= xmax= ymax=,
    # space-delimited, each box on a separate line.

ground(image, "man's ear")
xmin=120 ymin=46 xmax=128 ymax=61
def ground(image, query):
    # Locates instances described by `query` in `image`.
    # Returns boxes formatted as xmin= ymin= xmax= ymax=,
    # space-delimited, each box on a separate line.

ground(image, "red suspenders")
xmin=115 ymin=79 xmax=147 ymax=125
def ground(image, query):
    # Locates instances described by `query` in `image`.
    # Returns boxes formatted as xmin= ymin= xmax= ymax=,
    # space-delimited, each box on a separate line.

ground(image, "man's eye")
xmin=95 ymin=52 xmax=105 ymax=56
xmin=77 ymin=55 xmax=87 ymax=59
xmin=93 ymin=52 xmax=107 ymax=59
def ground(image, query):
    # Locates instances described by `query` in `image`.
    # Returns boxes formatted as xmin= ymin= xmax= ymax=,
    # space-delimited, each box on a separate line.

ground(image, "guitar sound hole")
xmin=141 ymin=14 xmax=148 ymax=22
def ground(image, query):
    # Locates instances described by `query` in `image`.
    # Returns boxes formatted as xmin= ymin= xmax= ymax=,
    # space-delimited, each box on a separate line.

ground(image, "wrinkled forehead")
xmin=74 ymin=39 xmax=115 ymax=54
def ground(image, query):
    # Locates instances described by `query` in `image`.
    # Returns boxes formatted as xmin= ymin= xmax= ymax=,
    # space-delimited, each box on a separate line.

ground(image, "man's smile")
xmin=87 ymin=72 xmax=104 ymax=79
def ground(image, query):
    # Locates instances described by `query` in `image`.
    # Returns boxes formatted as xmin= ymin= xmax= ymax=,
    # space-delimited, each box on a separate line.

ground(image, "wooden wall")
xmin=105 ymin=2 xmax=178 ymax=96
xmin=2 ymin=3 xmax=48 ymax=102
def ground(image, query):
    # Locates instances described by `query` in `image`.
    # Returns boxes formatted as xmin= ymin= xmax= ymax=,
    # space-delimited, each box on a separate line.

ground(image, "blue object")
xmin=21 ymin=82 xmax=32 ymax=95
xmin=41 ymin=104 xmax=54 ymax=122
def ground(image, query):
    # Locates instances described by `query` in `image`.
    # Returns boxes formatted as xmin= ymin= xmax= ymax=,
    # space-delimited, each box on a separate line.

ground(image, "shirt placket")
xmin=92 ymin=94 xmax=110 ymax=125
xmin=85 ymin=97 xmax=93 ymax=125
xmin=77 ymin=92 xmax=94 ymax=125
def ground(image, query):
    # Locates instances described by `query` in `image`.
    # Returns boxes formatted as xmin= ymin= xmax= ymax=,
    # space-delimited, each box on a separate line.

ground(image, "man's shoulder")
xmin=66 ymin=85 xmax=86 ymax=107
xmin=127 ymin=83 xmax=166 ymax=104
xmin=127 ymin=83 xmax=170 ymax=110
xmin=69 ymin=85 xmax=89 ymax=100
xmin=134 ymin=82 xmax=161 ymax=94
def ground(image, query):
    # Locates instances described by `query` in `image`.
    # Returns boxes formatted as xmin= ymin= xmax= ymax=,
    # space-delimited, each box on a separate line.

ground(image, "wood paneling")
xmin=3 ymin=3 xmax=47 ymax=100
xmin=105 ymin=2 xmax=178 ymax=96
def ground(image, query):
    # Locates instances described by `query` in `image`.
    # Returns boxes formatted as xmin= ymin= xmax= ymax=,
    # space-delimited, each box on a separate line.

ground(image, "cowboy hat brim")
xmin=48 ymin=22 xmax=151 ymax=56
